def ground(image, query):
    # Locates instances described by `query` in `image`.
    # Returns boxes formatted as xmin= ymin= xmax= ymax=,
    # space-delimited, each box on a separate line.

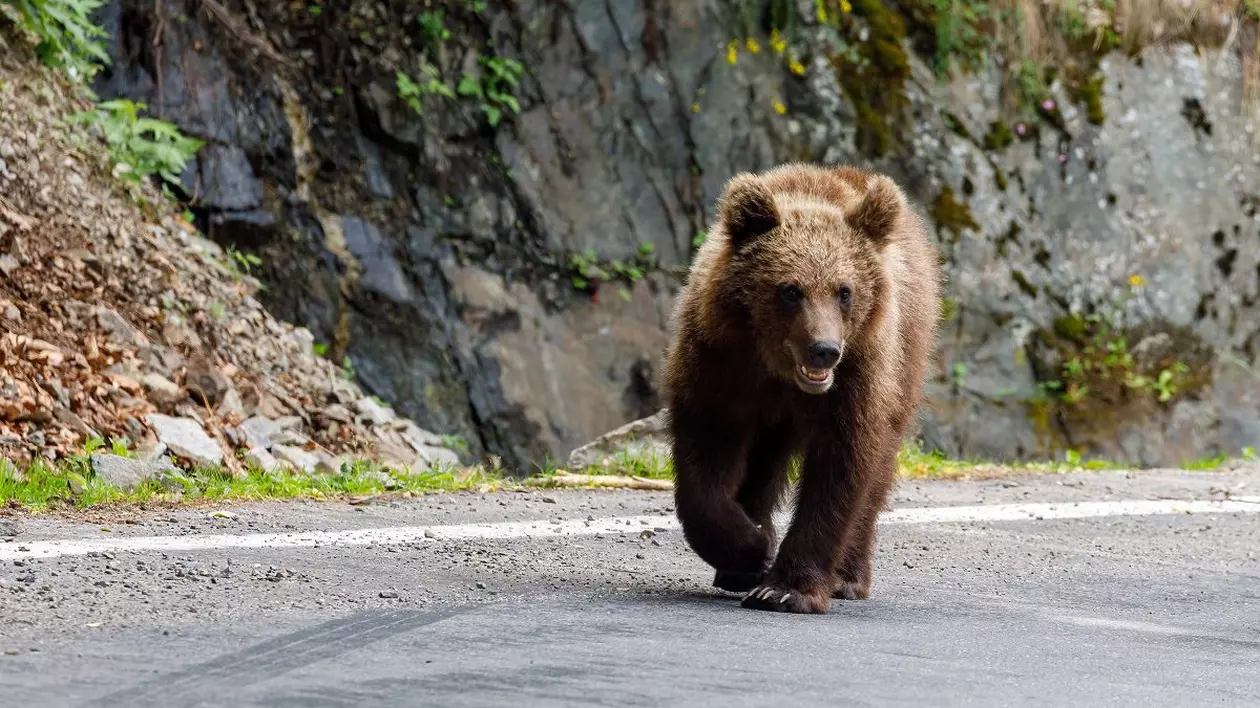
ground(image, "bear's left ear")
xmin=718 ymin=174 xmax=780 ymax=246
xmin=848 ymin=175 xmax=903 ymax=248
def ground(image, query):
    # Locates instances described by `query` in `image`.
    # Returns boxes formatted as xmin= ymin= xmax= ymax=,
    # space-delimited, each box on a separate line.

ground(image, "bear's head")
xmin=716 ymin=170 xmax=904 ymax=395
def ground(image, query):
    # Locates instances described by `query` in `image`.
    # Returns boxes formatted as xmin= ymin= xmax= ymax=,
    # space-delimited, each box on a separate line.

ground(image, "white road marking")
xmin=2 ymin=497 xmax=1259 ymax=561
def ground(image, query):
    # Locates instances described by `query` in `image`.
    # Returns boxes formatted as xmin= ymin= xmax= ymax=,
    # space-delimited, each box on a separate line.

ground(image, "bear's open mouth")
xmin=798 ymin=365 xmax=830 ymax=383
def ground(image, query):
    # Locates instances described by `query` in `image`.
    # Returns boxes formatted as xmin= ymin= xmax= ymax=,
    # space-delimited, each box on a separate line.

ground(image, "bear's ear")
xmin=848 ymin=175 xmax=903 ymax=248
xmin=718 ymin=174 xmax=780 ymax=246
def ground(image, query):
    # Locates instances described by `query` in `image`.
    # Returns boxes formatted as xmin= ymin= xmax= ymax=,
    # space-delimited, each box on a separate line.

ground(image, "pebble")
xmin=379 ymin=590 xmax=399 ymax=599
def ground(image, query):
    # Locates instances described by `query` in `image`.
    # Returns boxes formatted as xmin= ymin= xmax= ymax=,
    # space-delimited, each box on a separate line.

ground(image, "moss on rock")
xmin=932 ymin=185 xmax=980 ymax=239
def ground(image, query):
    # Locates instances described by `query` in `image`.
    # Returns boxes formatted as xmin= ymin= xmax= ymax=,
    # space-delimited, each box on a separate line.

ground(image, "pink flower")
xmin=1057 ymin=153 xmax=1068 ymax=163
xmin=1014 ymin=122 xmax=1026 ymax=136
xmin=1041 ymin=99 xmax=1056 ymax=112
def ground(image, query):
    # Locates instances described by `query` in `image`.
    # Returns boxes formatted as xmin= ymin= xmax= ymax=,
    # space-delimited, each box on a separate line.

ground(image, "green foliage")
xmin=69 ymin=99 xmax=203 ymax=190
xmin=931 ymin=185 xmax=979 ymax=239
xmin=438 ymin=434 xmax=470 ymax=454
xmin=568 ymin=245 xmax=656 ymax=294
xmin=418 ymin=10 xmax=450 ymax=42
xmin=0 ymin=456 xmax=504 ymax=511
xmin=458 ymin=55 xmax=523 ymax=127
xmin=951 ymin=362 xmax=967 ymax=390
xmin=982 ymin=119 xmax=1014 ymax=150
xmin=6 ymin=0 xmax=110 ymax=81
xmin=1038 ymin=284 xmax=1195 ymax=407
xmin=396 ymin=64 xmax=454 ymax=115
xmin=930 ymin=0 xmax=992 ymax=76
xmin=227 ymin=247 xmax=262 ymax=275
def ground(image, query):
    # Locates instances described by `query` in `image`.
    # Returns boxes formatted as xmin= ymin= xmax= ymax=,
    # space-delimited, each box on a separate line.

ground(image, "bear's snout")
xmin=805 ymin=339 xmax=843 ymax=369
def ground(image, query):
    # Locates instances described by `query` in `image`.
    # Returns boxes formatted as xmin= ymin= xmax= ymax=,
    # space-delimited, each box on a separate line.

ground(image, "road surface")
xmin=2 ymin=467 xmax=1259 ymax=707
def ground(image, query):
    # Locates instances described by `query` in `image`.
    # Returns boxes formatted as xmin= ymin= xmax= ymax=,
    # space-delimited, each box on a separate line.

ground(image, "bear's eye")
xmin=778 ymin=284 xmax=804 ymax=306
xmin=837 ymin=285 xmax=853 ymax=309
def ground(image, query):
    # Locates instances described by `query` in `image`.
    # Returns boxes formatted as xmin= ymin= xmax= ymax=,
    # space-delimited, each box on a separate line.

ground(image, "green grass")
xmin=896 ymin=442 xmax=1121 ymax=479
xmin=0 ymin=455 xmax=506 ymax=512
xmin=4 ymin=441 xmax=1254 ymax=513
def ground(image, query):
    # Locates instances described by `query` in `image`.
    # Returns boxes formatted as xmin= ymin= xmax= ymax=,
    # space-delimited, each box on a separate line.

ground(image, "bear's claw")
xmin=740 ymin=583 xmax=828 ymax=614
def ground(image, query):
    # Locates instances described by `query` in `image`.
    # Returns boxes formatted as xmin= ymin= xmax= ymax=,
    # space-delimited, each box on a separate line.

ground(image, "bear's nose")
xmin=806 ymin=339 xmax=842 ymax=369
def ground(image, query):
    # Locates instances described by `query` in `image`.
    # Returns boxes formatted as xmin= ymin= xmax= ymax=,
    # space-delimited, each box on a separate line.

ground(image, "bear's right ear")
xmin=718 ymin=174 xmax=780 ymax=246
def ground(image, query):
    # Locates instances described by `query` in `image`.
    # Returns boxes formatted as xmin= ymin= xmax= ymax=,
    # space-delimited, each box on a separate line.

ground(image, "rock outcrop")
xmin=66 ymin=0 xmax=1260 ymax=469
xmin=0 ymin=35 xmax=464 ymax=472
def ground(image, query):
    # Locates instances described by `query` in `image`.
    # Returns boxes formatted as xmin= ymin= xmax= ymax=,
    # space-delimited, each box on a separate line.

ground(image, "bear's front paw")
xmin=740 ymin=583 xmax=830 ymax=614
xmin=713 ymin=569 xmax=764 ymax=593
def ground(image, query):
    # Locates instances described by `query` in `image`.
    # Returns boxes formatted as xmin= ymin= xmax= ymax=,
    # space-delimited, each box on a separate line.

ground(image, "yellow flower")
xmin=1128 ymin=274 xmax=1146 ymax=287
xmin=773 ymin=98 xmax=787 ymax=115
xmin=691 ymin=102 xmax=700 ymax=114
xmin=726 ymin=41 xmax=738 ymax=65
xmin=770 ymin=29 xmax=787 ymax=55
xmin=816 ymin=4 xmax=827 ymax=23
xmin=745 ymin=37 xmax=761 ymax=54
xmin=840 ymin=0 xmax=852 ymax=13
xmin=789 ymin=59 xmax=806 ymax=76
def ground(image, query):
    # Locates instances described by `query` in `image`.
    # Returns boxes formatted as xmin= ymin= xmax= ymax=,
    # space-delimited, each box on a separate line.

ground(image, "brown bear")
xmin=662 ymin=162 xmax=941 ymax=614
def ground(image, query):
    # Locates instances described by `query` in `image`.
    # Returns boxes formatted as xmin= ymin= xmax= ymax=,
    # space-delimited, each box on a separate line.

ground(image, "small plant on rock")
xmin=69 ymin=99 xmax=203 ymax=191
xmin=418 ymin=10 xmax=450 ymax=43
xmin=396 ymin=63 xmax=454 ymax=115
xmin=458 ymin=55 xmax=523 ymax=127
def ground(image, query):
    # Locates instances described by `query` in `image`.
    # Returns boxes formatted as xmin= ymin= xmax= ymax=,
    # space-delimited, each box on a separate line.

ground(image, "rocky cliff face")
xmin=90 ymin=0 xmax=1260 ymax=470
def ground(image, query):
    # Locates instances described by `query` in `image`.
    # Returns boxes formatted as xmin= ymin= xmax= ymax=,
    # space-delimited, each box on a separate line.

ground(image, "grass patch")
xmin=0 ymin=456 xmax=507 ymax=513
xmin=5 ymin=441 xmax=1254 ymax=513
xmin=896 ymin=442 xmax=1120 ymax=480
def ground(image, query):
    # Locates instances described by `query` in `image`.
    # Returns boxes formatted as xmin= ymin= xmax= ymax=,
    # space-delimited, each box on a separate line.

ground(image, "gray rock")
xmin=341 ymin=216 xmax=414 ymax=304
xmin=566 ymin=409 xmax=670 ymax=470
xmin=54 ymin=408 xmax=98 ymax=440
xmin=2 ymin=304 xmax=19 ymax=323
xmin=186 ymin=143 xmax=263 ymax=211
xmin=413 ymin=445 xmax=461 ymax=471
xmin=145 ymin=414 xmax=223 ymax=467
xmin=141 ymin=373 xmax=184 ymax=407
xmin=184 ymin=360 xmax=232 ymax=408
xmin=136 ymin=441 xmax=168 ymax=462
xmin=274 ymin=416 xmax=305 ymax=433
xmin=90 ymin=454 xmax=178 ymax=491
xmin=94 ymin=306 xmax=146 ymax=347
xmin=0 ymin=518 xmax=20 ymax=537
xmin=321 ymin=404 xmax=354 ymax=424
xmin=216 ymin=386 xmax=246 ymax=419
xmin=238 ymin=416 xmax=284 ymax=450
xmin=355 ymin=397 xmax=396 ymax=427
xmin=315 ymin=452 xmax=346 ymax=475
xmin=272 ymin=444 xmax=321 ymax=474
xmin=399 ymin=422 xmax=444 ymax=449
xmin=244 ymin=446 xmax=281 ymax=473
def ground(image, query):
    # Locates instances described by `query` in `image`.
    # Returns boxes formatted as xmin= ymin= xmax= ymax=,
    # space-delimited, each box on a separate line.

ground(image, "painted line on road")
xmin=3 ymin=496 xmax=1259 ymax=561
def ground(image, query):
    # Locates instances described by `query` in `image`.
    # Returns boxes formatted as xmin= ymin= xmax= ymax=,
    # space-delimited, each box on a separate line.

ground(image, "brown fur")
xmin=663 ymin=162 xmax=941 ymax=614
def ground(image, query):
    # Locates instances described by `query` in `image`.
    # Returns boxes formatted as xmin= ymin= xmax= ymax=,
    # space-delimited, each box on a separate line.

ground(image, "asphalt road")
xmin=2 ymin=467 xmax=1259 ymax=707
